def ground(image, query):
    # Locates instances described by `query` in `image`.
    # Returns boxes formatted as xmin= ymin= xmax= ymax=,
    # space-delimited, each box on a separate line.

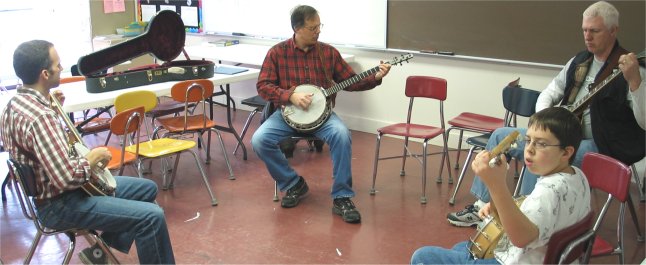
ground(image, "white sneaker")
xmin=447 ymin=204 xmax=482 ymax=227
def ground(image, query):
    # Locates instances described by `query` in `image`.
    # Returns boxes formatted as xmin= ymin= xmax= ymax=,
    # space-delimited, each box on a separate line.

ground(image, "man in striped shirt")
xmin=252 ymin=5 xmax=391 ymax=223
xmin=1 ymin=40 xmax=175 ymax=264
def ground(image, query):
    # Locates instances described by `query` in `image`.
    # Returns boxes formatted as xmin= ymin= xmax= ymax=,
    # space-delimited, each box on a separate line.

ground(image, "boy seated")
xmin=411 ymin=107 xmax=591 ymax=264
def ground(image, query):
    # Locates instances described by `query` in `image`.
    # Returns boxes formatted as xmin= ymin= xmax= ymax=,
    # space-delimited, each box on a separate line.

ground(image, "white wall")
xmin=186 ymin=34 xmax=561 ymax=147
xmin=185 ymin=35 xmax=645 ymax=176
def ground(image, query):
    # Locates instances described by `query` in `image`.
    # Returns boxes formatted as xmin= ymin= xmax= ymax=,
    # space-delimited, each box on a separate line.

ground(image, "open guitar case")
xmin=77 ymin=10 xmax=214 ymax=93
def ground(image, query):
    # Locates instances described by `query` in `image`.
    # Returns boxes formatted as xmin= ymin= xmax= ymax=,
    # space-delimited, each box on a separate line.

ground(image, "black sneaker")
xmin=281 ymin=176 xmax=309 ymax=208
xmin=333 ymin=198 xmax=361 ymax=223
xmin=78 ymin=244 xmax=108 ymax=265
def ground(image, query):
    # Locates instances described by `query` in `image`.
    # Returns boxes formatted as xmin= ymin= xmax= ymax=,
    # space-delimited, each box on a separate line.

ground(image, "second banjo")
xmin=282 ymin=53 xmax=413 ymax=133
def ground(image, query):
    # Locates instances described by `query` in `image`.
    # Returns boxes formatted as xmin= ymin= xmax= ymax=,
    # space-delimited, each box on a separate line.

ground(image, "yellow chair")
xmin=115 ymin=90 xmax=219 ymax=206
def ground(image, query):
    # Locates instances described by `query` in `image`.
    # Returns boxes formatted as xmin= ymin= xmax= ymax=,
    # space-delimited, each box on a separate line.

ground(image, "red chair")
xmin=581 ymin=152 xmax=644 ymax=264
xmin=445 ymin=79 xmax=519 ymax=173
xmin=449 ymin=84 xmax=540 ymax=205
xmin=543 ymin=211 xmax=595 ymax=264
xmin=370 ymin=76 xmax=452 ymax=204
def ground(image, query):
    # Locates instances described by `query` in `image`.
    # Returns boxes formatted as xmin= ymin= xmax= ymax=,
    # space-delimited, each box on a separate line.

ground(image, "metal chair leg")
xmin=513 ymin=165 xmax=527 ymax=197
xmin=400 ymin=136 xmax=409 ymax=176
xmin=626 ymin=195 xmax=645 ymax=242
xmin=188 ymin=150 xmax=218 ymax=206
xmin=212 ymin=128 xmax=235 ymax=180
xmin=454 ymin=130 xmax=464 ymax=170
xmin=62 ymin=232 xmax=77 ymax=264
xmin=630 ymin=165 xmax=645 ymax=202
xmin=1 ymin=175 xmax=10 ymax=202
xmin=24 ymin=230 xmax=43 ymax=264
xmin=421 ymin=141 xmax=428 ymax=204
xmin=273 ymin=181 xmax=279 ymax=202
xmin=370 ymin=134 xmax=382 ymax=195
xmin=449 ymin=145 xmax=478 ymax=205
xmin=234 ymin=109 xmax=258 ymax=155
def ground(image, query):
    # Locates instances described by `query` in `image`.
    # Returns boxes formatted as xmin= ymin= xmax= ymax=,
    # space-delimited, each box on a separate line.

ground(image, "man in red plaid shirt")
xmin=252 ymin=5 xmax=391 ymax=223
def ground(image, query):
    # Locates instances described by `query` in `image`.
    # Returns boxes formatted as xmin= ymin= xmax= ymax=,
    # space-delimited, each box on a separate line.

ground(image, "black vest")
xmin=562 ymin=42 xmax=645 ymax=165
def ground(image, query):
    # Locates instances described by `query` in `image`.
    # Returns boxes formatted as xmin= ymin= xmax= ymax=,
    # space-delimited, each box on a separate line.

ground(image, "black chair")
xmin=236 ymin=95 xmax=324 ymax=158
xmin=7 ymin=159 xmax=119 ymax=264
xmin=448 ymin=83 xmax=540 ymax=205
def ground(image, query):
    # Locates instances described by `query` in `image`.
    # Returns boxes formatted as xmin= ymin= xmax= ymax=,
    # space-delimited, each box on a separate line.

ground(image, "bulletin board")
xmin=137 ymin=0 xmax=203 ymax=33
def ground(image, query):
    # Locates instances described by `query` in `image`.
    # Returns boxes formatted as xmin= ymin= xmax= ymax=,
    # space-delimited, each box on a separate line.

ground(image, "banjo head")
xmin=284 ymin=84 xmax=328 ymax=125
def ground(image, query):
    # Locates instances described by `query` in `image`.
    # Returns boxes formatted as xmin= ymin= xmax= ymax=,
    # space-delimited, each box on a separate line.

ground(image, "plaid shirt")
xmin=1 ymin=87 xmax=90 ymax=200
xmin=257 ymin=37 xmax=382 ymax=106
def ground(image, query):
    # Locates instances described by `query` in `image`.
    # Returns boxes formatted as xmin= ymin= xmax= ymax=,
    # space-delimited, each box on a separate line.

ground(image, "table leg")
xmin=210 ymin=84 xmax=247 ymax=160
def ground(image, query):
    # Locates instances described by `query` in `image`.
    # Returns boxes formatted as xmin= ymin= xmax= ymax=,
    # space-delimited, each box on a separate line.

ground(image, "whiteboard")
xmin=201 ymin=0 xmax=387 ymax=48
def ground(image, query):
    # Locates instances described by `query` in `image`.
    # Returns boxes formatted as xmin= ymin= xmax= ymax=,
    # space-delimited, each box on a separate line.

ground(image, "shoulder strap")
xmin=316 ymin=43 xmax=335 ymax=87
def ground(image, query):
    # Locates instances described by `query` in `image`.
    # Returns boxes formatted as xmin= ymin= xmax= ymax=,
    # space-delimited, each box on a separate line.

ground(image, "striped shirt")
xmin=1 ymin=87 xmax=90 ymax=200
xmin=257 ymin=36 xmax=382 ymax=106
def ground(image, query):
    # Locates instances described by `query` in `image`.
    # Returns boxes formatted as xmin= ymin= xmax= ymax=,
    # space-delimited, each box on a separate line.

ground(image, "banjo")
xmin=468 ymin=130 xmax=522 ymax=259
xmin=562 ymin=49 xmax=645 ymax=115
xmin=282 ymin=53 xmax=414 ymax=133
xmin=50 ymin=94 xmax=117 ymax=196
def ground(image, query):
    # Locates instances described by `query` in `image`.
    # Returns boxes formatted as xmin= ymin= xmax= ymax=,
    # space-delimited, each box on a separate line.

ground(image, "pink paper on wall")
xmin=104 ymin=0 xmax=126 ymax=13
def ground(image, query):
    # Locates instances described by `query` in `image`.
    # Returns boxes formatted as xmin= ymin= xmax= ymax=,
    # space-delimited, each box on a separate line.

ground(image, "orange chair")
xmin=60 ymin=76 xmax=112 ymax=145
xmin=102 ymin=107 xmax=144 ymax=176
xmin=370 ymin=76 xmax=452 ymax=204
xmin=153 ymin=79 xmax=233 ymax=178
xmin=581 ymin=152 xmax=644 ymax=264
xmin=543 ymin=211 xmax=595 ymax=264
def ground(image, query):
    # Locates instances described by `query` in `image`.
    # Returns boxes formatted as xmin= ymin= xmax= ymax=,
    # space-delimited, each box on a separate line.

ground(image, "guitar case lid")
xmin=77 ymin=10 xmax=185 ymax=76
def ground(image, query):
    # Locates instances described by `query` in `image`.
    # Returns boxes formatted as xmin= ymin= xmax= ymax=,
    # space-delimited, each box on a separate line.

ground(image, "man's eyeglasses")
xmin=524 ymin=138 xmax=561 ymax=150
xmin=304 ymin=23 xmax=323 ymax=32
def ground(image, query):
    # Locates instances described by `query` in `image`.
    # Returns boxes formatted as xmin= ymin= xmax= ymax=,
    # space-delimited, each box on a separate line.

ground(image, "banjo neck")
xmin=322 ymin=53 xmax=414 ymax=97
xmin=567 ymin=49 xmax=645 ymax=114
xmin=323 ymin=65 xmax=383 ymax=97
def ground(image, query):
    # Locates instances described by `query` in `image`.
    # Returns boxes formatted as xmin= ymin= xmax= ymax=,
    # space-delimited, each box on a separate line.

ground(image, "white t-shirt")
xmin=494 ymin=166 xmax=591 ymax=264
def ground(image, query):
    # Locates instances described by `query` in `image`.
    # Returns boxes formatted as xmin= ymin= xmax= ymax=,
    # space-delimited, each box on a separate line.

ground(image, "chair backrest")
xmin=582 ymin=152 xmax=632 ymax=202
xmin=60 ymin=76 xmax=86 ymax=84
xmin=404 ymin=76 xmax=447 ymax=101
xmin=110 ymin=106 xmax=145 ymax=136
xmin=404 ymin=76 xmax=447 ymax=126
xmin=502 ymin=85 xmax=540 ymax=118
xmin=6 ymin=159 xmax=41 ymax=224
xmin=110 ymin=106 xmax=144 ymax=167
xmin=170 ymin=79 xmax=214 ymax=103
xmin=114 ymin=90 xmax=158 ymax=113
xmin=543 ymin=211 xmax=595 ymax=264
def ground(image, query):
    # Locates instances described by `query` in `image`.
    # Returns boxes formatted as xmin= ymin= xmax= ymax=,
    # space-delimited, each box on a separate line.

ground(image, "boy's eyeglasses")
xmin=524 ymin=138 xmax=561 ymax=150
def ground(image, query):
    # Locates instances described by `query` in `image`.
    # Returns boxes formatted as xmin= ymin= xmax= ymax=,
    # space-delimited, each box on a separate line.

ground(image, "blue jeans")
xmin=411 ymin=241 xmax=500 ymax=264
xmin=36 ymin=176 xmax=175 ymax=264
xmin=470 ymin=127 xmax=598 ymax=202
xmin=251 ymin=110 xmax=354 ymax=198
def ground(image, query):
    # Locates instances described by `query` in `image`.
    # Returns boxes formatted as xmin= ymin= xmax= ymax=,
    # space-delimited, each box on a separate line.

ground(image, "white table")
xmin=185 ymin=43 xmax=355 ymax=66
xmin=59 ymin=66 xmax=259 ymax=159
xmin=60 ymin=66 xmax=259 ymax=112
